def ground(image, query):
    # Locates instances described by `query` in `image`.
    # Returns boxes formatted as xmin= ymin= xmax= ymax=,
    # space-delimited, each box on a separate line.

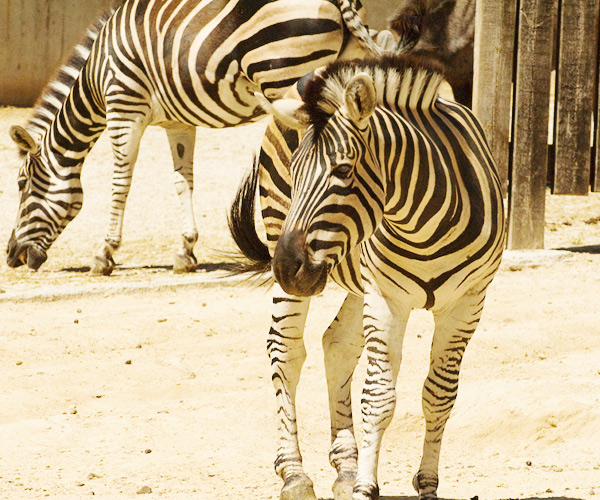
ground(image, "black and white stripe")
xmin=7 ymin=0 xmax=392 ymax=273
xmin=229 ymin=54 xmax=505 ymax=500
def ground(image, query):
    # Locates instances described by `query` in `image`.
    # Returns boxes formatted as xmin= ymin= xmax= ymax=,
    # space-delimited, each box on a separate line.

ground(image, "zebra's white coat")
xmin=229 ymin=54 xmax=505 ymax=500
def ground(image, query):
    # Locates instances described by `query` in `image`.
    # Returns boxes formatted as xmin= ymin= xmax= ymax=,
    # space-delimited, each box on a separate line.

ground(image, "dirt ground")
xmin=1 ymin=105 xmax=599 ymax=500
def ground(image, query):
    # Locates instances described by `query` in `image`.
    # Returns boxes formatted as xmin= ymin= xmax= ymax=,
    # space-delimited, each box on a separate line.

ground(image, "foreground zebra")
xmin=6 ymin=0 xmax=399 ymax=274
xmin=229 ymin=54 xmax=505 ymax=499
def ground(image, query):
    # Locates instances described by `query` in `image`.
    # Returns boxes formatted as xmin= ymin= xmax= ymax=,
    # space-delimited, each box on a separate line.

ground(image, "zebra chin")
xmin=273 ymin=229 xmax=329 ymax=297
xmin=6 ymin=236 xmax=47 ymax=270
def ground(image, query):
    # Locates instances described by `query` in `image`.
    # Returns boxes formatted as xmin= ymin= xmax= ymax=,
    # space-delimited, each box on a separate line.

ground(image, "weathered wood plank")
xmin=554 ymin=0 xmax=599 ymax=194
xmin=473 ymin=0 xmax=518 ymax=196
xmin=508 ymin=0 xmax=557 ymax=249
xmin=0 ymin=0 xmax=114 ymax=107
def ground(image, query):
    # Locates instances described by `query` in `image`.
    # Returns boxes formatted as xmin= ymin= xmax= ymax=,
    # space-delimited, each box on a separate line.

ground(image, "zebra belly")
xmin=360 ymin=239 xmax=503 ymax=311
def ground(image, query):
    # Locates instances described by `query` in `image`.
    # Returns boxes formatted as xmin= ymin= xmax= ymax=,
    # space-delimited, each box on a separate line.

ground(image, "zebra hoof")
xmin=280 ymin=473 xmax=317 ymax=500
xmin=173 ymin=251 xmax=197 ymax=274
xmin=412 ymin=471 xmax=438 ymax=500
xmin=91 ymin=255 xmax=115 ymax=276
xmin=352 ymin=482 xmax=379 ymax=500
xmin=332 ymin=470 xmax=356 ymax=500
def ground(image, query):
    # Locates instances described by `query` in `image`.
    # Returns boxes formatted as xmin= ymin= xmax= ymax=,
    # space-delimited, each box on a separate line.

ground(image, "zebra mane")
xmin=300 ymin=54 xmax=446 ymax=133
xmin=22 ymin=8 xmax=116 ymax=152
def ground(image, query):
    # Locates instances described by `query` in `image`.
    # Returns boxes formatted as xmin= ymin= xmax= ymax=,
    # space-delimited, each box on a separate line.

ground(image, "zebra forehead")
xmin=300 ymin=53 xmax=446 ymax=134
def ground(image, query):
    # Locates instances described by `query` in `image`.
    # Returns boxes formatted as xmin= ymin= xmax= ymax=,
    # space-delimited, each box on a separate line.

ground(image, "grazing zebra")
xmin=229 ymin=54 xmax=505 ymax=500
xmin=6 ymin=0 xmax=399 ymax=274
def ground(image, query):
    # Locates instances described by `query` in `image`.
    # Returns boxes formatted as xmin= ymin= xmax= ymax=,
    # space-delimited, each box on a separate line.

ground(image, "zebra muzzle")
xmin=273 ymin=229 xmax=328 ymax=297
xmin=6 ymin=234 xmax=47 ymax=270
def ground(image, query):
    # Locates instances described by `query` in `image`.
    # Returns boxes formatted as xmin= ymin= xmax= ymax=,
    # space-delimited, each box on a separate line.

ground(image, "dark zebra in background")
xmin=229 ymin=54 xmax=505 ymax=500
xmin=389 ymin=0 xmax=474 ymax=106
xmin=7 ymin=0 xmax=400 ymax=275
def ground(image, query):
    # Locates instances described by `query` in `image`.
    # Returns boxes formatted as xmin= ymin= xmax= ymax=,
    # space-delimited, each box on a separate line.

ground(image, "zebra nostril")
xmin=273 ymin=230 xmax=307 ymax=282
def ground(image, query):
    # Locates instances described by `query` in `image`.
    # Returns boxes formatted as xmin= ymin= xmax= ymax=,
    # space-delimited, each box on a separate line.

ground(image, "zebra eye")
xmin=17 ymin=177 xmax=27 ymax=191
xmin=332 ymin=163 xmax=353 ymax=179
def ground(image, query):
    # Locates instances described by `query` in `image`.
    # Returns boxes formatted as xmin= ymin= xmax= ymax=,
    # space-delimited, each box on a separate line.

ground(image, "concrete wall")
xmin=0 ymin=0 xmax=114 ymax=107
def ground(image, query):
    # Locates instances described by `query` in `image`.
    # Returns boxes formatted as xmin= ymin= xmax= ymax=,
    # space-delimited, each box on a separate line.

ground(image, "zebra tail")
xmin=226 ymin=155 xmax=273 ymax=280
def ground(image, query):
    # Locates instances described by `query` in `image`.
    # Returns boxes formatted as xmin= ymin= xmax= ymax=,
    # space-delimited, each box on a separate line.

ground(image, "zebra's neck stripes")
xmin=24 ymin=9 xmax=116 ymax=146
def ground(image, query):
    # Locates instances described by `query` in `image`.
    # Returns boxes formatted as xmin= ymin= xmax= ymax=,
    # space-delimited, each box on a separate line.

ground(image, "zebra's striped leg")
xmin=413 ymin=288 xmax=487 ymax=500
xmin=322 ymin=293 xmax=364 ymax=500
xmin=91 ymin=114 xmax=149 ymax=275
xmin=269 ymin=285 xmax=316 ymax=500
xmin=165 ymin=125 xmax=198 ymax=273
xmin=354 ymin=283 xmax=411 ymax=500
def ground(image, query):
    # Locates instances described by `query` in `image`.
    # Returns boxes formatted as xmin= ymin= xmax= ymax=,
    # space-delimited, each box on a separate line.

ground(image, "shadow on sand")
xmin=321 ymin=497 xmax=584 ymax=500
xmin=60 ymin=262 xmax=236 ymax=273
xmin=558 ymin=244 xmax=600 ymax=254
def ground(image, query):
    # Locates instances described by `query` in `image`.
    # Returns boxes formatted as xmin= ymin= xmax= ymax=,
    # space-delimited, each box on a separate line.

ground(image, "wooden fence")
xmin=474 ymin=0 xmax=600 ymax=249
xmin=0 ymin=0 xmax=115 ymax=107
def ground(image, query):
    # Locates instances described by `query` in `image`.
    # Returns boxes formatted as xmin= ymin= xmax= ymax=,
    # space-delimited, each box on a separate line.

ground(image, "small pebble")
xmin=70 ymin=407 xmax=78 ymax=415
xmin=546 ymin=488 xmax=553 ymax=493
xmin=144 ymin=449 xmax=152 ymax=454
xmin=77 ymin=309 xmax=82 ymax=313
xmin=137 ymin=485 xmax=152 ymax=494
xmin=125 ymin=360 xmax=132 ymax=365
xmin=74 ymin=319 xmax=79 ymax=324
xmin=87 ymin=473 xmax=100 ymax=480
xmin=157 ymin=318 xmax=167 ymax=323
xmin=526 ymin=460 xmax=532 ymax=466
xmin=136 ymin=344 xmax=143 ymax=349
xmin=16 ymin=361 xmax=23 ymax=366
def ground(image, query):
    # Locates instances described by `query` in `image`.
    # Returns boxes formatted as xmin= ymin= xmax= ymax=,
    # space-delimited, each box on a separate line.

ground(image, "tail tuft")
xmin=225 ymin=155 xmax=273 ymax=281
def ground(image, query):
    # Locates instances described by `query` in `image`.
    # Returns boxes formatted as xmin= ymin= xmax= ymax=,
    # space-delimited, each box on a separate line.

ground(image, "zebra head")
xmin=257 ymin=71 xmax=385 ymax=296
xmin=7 ymin=126 xmax=83 ymax=270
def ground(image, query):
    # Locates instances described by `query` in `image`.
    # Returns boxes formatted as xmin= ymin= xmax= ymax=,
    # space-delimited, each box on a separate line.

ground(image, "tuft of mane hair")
xmin=300 ymin=54 xmax=447 ymax=134
xmin=22 ymin=7 xmax=118 ymax=154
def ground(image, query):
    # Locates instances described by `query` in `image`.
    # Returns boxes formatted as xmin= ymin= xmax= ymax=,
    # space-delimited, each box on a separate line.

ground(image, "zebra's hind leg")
xmin=323 ymin=293 xmax=364 ymax=500
xmin=414 ymin=288 xmax=487 ymax=500
xmin=165 ymin=125 xmax=198 ymax=274
xmin=91 ymin=112 xmax=149 ymax=275
xmin=269 ymin=285 xmax=316 ymax=500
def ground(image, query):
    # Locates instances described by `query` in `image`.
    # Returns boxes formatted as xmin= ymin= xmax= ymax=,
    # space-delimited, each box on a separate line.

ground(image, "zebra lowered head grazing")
xmin=229 ymin=54 xmax=505 ymax=500
xmin=6 ymin=0 xmax=399 ymax=275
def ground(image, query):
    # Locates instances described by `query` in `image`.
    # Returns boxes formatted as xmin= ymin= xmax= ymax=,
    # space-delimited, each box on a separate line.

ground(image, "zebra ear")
xmin=254 ymin=92 xmax=309 ymax=130
xmin=9 ymin=125 xmax=39 ymax=154
xmin=343 ymin=73 xmax=377 ymax=126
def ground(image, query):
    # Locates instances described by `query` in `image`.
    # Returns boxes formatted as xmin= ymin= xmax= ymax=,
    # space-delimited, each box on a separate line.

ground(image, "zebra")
xmin=228 ymin=54 xmax=505 ymax=500
xmin=389 ymin=0 xmax=475 ymax=106
xmin=6 ymin=0 xmax=401 ymax=275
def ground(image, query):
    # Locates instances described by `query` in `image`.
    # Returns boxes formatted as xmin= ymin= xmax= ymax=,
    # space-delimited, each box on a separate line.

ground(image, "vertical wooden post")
xmin=553 ymin=0 xmax=599 ymax=194
xmin=508 ymin=0 xmax=557 ymax=249
xmin=473 ymin=0 xmax=518 ymax=196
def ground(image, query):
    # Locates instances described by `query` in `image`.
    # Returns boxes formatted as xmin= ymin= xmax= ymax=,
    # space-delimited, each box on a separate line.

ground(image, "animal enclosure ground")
xmin=0 ymin=106 xmax=599 ymax=499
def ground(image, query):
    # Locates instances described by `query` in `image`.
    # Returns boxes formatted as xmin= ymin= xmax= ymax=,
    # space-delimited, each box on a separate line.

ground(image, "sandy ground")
xmin=1 ymin=105 xmax=599 ymax=500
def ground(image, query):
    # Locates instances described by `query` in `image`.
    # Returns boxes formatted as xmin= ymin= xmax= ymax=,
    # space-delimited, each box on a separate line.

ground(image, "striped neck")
xmin=25 ymin=9 xmax=113 ymax=144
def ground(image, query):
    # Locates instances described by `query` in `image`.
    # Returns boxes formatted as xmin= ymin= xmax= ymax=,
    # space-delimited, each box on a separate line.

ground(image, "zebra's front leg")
xmin=91 ymin=115 xmax=148 ymax=275
xmin=323 ymin=293 xmax=365 ymax=500
xmin=413 ymin=288 xmax=487 ymax=500
xmin=269 ymin=285 xmax=316 ymax=500
xmin=165 ymin=125 xmax=198 ymax=273
xmin=354 ymin=280 xmax=411 ymax=500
